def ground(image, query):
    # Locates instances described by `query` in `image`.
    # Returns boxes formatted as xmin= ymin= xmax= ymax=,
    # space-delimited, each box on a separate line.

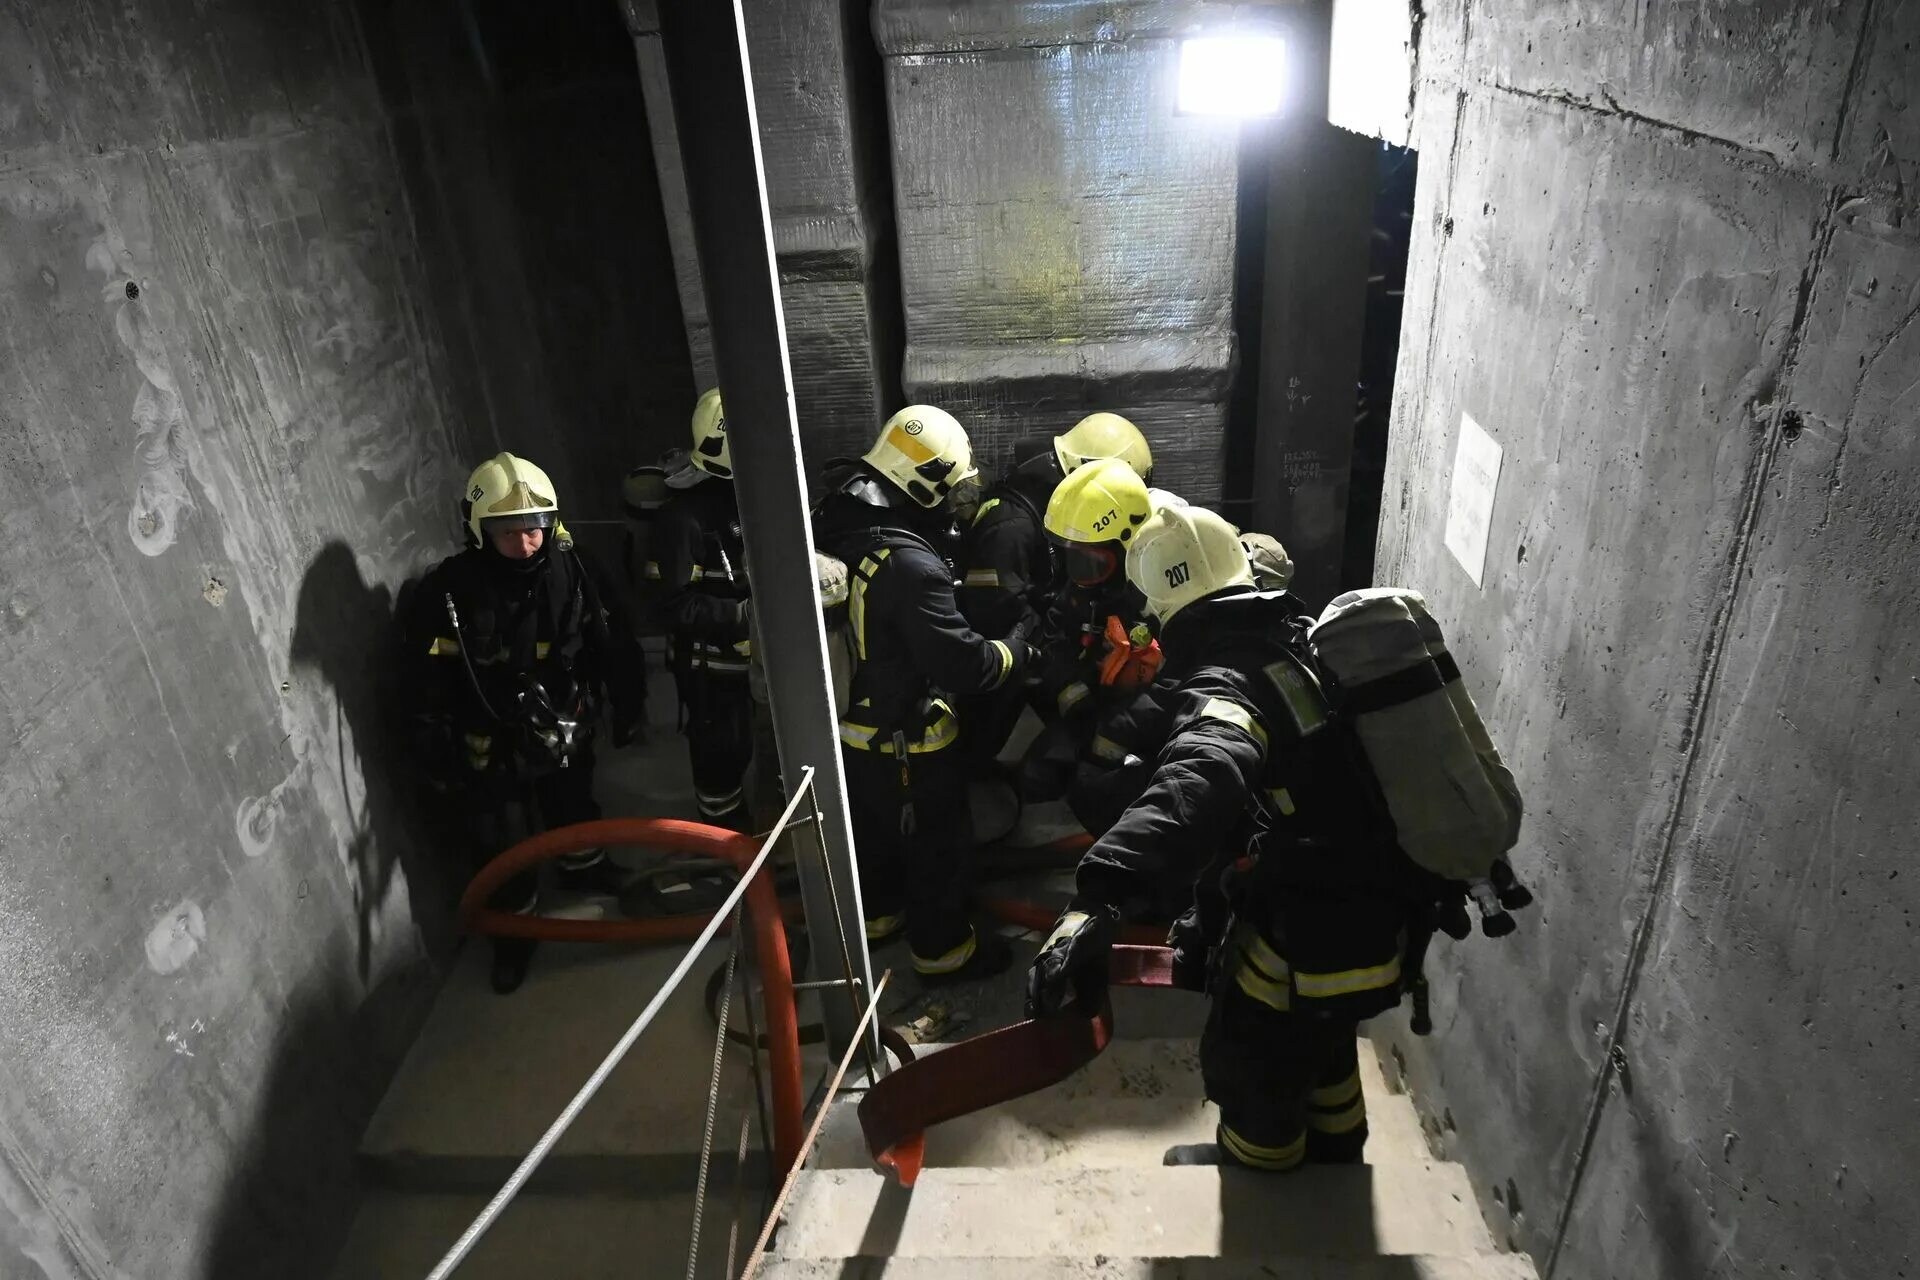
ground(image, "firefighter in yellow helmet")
xmin=406 ymin=452 xmax=646 ymax=993
xmin=811 ymin=406 xmax=1037 ymax=983
xmin=1028 ymin=503 xmax=1446 ymax=1171
xmin=956 ymin=412 xmax=1154 ymax=761
xmin=643 ymin=389 xmax=754 ymax=827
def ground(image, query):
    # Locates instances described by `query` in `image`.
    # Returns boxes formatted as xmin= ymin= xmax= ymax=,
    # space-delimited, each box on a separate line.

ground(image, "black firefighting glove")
xmin=1025 ymin=902 xmax=1120 ymax=1018
xmin=1166 ymin=905 xmax=1212 ymax=993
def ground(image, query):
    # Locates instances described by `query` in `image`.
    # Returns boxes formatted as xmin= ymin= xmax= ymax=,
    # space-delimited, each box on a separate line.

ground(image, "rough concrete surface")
xmin=773 ymin=1162 xmax=1494 ymax=1260
xmin=0 ymin=1 xmax=693 ymax=1276
xmin=1373 ymin=3 xmax=1920 ymax=1277
xmin=0 ymin=2 xmax=471 ymax=1275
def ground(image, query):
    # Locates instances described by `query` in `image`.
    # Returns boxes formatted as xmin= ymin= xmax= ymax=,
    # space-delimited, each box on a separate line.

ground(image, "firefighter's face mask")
xmin=1063 ymin=541 xmax=1121 ymax=587
xmin=945 ymin=474 xmax=986 ymax=524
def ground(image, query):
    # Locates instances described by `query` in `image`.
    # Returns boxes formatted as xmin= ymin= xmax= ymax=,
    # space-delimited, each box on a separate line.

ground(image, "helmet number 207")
xmin=1093 ymin=508 xmax=1115 ymax=533
xmin=1164 ymin=561 xmax=1190 ymax=588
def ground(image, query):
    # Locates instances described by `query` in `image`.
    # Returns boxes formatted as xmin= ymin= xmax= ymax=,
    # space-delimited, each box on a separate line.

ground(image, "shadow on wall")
xmin=290 ymin=540 xmax=455 ymax=978
xmin=200 ymin=542 xmax=457 ymax=1279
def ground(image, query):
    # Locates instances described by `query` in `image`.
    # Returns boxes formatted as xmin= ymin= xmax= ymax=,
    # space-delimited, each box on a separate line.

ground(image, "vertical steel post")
xmin=654 ymin=0 xmax=875 ymax=1060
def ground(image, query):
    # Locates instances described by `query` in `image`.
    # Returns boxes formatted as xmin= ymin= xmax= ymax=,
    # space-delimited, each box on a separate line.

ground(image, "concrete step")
xmin=814 ymin=1038 xmax=1428 ymax=1172
xmin=771 ymin=1163 xmax=1497 ymax=1261
xmin=331 ymin=1189 xmax=750 ymax=1280
xmin=358 ymin=939 xmax=823 ymax=1192
xmin=752 ymin=1259 xmax=1538 ymax=1279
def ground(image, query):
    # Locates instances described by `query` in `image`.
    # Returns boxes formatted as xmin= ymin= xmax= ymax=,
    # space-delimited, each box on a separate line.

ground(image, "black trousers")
xmin=1200 ymin=942 xmax=1367 ymax=1170
xmin=459 ymin=749 xmax=604 ymax=913
xmin=842 ymin=742 xmax=975 ymax=965
xmin=680 ymin=668 xmax=753 ymax=826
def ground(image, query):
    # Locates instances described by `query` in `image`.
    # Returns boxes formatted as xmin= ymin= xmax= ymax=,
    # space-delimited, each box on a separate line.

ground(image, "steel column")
xmin=654 ymin=0 xmax=875 ymax=1061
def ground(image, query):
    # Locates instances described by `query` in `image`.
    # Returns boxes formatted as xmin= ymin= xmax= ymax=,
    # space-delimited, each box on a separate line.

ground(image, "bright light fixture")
xmin=1177 ymin=35 xmax=1287 ymax=117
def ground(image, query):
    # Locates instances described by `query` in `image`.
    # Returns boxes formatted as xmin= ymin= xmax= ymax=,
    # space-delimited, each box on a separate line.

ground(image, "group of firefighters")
xmin=406 ymin=391 xmax=1474 ymax=1174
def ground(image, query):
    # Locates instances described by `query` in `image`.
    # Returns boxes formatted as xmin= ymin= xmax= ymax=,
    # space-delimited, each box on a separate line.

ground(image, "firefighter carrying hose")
xmin=813 ymin=406 xmax=1037 ymax=984
xmin=648 ymin=388 xmax=754 ymax=828
xmin=1026 ymin=503 xmax=1448 ymax=1169
xmin=958 ymin=413 xmax=1154 ymax=761
xmin=407 ymin=453 xmax=646 ymax=994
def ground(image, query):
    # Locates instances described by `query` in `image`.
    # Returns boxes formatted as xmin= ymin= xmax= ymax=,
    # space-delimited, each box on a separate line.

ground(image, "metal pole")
xmin=654 ymin=0 xmax=875 ymax=1060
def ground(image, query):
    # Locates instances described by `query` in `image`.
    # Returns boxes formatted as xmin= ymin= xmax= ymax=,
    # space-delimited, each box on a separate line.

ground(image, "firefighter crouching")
xmin=813 ymin=406 xmax=1038 ymax=984
xmin=1026 ymin=502 xmax=1449 ymax=1169
xmin=958 ymin=412 xmax=1155 ymax=763
xmin=407 ymin=452 xmax=645 ymax=994
xmin=647 ymin=389 xmax=754 ymax=828
xmin=1017 ymin=457 xmax=1166 ymax=803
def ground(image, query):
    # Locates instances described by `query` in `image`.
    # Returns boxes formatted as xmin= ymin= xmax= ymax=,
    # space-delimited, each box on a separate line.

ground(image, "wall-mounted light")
xmin=1176 ymin=35 xmax=1288 ymax=117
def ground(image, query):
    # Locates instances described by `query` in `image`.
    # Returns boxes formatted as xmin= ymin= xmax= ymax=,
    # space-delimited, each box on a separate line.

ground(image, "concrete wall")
xmin=1372 ymin=3 xmax=1920 ymax=1277
xmin=0 ymin=2 xmax=466 ymax=1275
xmin=0 ymin=1 xmax=690 ymax=1275
xmin=367 ymin=0 xmax=695 ymax=524
xmin=626 ymin=0 xmax=900 ymax=472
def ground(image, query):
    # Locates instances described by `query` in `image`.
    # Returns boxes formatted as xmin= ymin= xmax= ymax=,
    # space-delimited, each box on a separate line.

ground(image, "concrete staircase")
xmin=330 ymin=932 xmax=1536 ymax=1278
xmin=757 ymin=1035 xmax=1538 ymax=1279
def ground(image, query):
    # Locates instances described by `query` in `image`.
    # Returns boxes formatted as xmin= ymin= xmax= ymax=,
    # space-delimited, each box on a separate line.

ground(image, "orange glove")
xmin=1098 ymin=616 xmax=1163 ymax=690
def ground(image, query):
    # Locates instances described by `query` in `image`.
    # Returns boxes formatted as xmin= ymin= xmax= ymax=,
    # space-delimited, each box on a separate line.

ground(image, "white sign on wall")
xmin=1445 ymin=412 xmax=1502 ymax=587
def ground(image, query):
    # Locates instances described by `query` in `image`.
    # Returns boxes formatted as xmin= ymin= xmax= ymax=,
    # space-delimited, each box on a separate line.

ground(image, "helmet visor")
xmin=482 ymin=511 xmax=555 ymax=535
xmin=1062 ymin=541 xmax=1122 ymax=587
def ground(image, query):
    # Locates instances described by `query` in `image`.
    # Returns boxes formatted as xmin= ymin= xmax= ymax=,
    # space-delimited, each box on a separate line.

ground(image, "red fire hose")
xmin=458 ymin=818 xmax=806 ymax=1178
xmin=856 ymin=944 xmax=1182 ymax=1186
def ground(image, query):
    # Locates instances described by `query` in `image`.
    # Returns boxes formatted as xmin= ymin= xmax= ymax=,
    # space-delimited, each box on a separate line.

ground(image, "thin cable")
xmin=424 ymin=768 xmax=816 ymax=1280
xmin=738 ymin=970 xmax=891 ymax=1280
xmin=686 ymin=908 xmax=743 ymax=1280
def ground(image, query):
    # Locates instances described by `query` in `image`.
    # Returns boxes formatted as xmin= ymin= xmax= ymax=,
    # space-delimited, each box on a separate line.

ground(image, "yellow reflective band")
xmin=838 ymin=721 xmax=880 ymax=749
xmin=732 ymin=638 xmax=753 ymax=657
xmin=1220 ymin=1125 xmax=1305 ymax=1171
xmin=851 ymin=548 xmax=892 ymax=661
xmin=1244 ymin=930 xmax=1290 ymax=984
xmin=535 ymin=641 xmax=551 ymax=659
xmin=1235 ymin=961 xmax=1292 ymax=1011
xmin=643 ymin=561 xmax=662 ymax=580
xmin=1292 ymin=954 xmax=1404 ymax=1000
xmin=427 ymin=636 xmax=462 ymax=656
xmin=1200 ymin=698 xmax=1268 ymax=750
xmin=971 ymin=497 xmax=1002 ymax=527
xmin=1057 ymin=682 xmax=1091 ymax=715
xmin=1310 ymin=1072 xmax=1362 ymax=1109
xmin=964 ymin=569 xmax=1001 ymax=588
xmin=912 ymin=931 xmax=977 ymax=975
xmin=887 ymin=425 xmax=939 ymax=464
xmin=838 ymin=706 xmax=958 ymax=754
xmin=1269 ymin=786 xmax=1297 ymax=815
xmin=865 ymin=913 xmax=905 ymax=941
xmin=1089 ymin=733 xmax=1128 ymax=763
xmin=990 ymin=640 xmax=1014 ymax=687
xmin=1309 ymin=1095 xmax=1368 ymax=1135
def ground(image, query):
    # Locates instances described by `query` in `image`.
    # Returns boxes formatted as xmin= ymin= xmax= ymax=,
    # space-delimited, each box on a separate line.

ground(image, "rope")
xmin=686 ymin=904 xmax=743 ymax=1280
xmin=737 ymin=970 xmax=892 ymax=1280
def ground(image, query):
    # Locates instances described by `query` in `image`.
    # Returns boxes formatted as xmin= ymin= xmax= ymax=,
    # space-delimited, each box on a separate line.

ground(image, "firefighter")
xmin=647 ymin=389 xmax=754 ymax=828
xmin=1025 ymin=503 xmax=1444 ymax=1170
xmin=958 ymin=412 xmax=1154 ymax=761
xmin=1007 ymin=457 xmax=1160 ymax=801
xmin=813 ymin=405 xmax=1037 ymax=983
xmin=407 ymin=452 xmax=644 ymax=994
